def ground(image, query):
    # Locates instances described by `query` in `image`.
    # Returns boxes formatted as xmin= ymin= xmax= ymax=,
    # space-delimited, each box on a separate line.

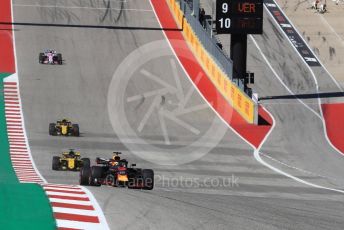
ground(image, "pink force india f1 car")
xmin=39 ymin=49 xmax=63 ymax=65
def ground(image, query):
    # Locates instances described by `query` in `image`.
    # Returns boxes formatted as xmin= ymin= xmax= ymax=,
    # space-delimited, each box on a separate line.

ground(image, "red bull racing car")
xmin=79 ymin=152 xmax=154 ymax=190
xmin=39 ymin=49 xmax=63 ymax=65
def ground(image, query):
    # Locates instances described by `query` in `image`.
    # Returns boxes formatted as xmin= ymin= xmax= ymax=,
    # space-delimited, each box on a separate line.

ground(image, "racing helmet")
xmin=112 ymin=152 xmax=121 ymax=161
xmin=112 ymin=155 xmax=120 ymax=161
xmin=69 ymin=149 xmax=75 ymax=157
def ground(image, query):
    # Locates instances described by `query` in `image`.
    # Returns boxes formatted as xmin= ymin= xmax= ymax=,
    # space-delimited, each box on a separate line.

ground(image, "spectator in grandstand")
xmin=199 ymin=8 xmax=205 ymax=28
xmin=318 ymin=0 xmax=327 ymax=13
xmin=312 ymin=0 xmax=320 ymax=9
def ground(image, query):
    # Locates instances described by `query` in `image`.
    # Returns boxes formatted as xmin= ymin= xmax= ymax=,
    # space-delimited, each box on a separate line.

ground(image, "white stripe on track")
xmin=45 ymin=191 xmax=88 ymax=198
xmin=44 ymin=187 xmax=84 ymax=192
xmin=16 ymin=168 xmax=35 ymax=173
xmin=52 ymin=207 xmax=99 ymax=216
xmin=43 ymin=184 xmax=80 ymax=188
xmin=55 ymin=220 xmax=104 ymax=230
xmin=17 ymin=176 xmax=40 ymax=179
xmin=15 ymin=170 xmax=37 ymax=174
xmin=22 ymin=181 xmax=44 ymax=183
xmin=11 ymin=157 xmax=30 ymax=160
xmin=15 ymin=171 xmax=39 ymax=174
xmin=15 ymin=173 xmax=38 ymax=176
xmin=49 ymin=198 xmax=93 ymax=206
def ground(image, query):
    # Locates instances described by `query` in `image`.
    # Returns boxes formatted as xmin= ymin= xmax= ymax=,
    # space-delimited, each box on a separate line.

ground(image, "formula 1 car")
xmin=49 ymin=119 xmax=80 ymax=136
xmin=79 ymin=152 xmax=154 ymax=190
xmin=39 ymin=49 xmax=63 ymax=65
xmin=52 ymin=149 xmax=90 ymax=171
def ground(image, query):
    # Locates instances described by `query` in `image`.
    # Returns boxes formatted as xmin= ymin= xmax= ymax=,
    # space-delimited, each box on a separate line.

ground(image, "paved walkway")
xmin=275 ymin=0 xmax=344 ymax=85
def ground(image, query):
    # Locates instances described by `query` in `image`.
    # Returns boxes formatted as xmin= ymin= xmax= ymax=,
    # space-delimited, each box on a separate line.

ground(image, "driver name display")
xmin=216 ymin=0 xmax=263 ymax=34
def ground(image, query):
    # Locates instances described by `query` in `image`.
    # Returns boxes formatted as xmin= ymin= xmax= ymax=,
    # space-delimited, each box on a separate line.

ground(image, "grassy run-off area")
xmin=0 ymin=73 xmax=56 ymax=229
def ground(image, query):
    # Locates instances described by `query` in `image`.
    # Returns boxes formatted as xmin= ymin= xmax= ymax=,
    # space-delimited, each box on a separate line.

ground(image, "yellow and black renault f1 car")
xmin=49 ymin=119 xmax=79 ymax=136
xmin=79 ymin=152 xmax=154 ymax=190
xmin=52 ymin=149 xmax=90 ymax=171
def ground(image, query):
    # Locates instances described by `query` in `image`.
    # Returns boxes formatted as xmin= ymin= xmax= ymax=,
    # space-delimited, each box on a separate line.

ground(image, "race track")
xmin=12 ymin=0 xmax=344 ymax=229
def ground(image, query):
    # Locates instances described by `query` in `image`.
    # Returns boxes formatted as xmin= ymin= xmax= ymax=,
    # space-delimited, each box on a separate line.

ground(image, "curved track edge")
xmin=151 ymin=0 xmax=273 ymax=148
xmin=1 ymin=0 xmax=110 ymax=229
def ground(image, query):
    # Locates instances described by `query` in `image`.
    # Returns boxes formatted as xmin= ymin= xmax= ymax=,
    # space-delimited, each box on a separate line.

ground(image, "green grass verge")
xmin=0 ymin=183 xmax=56 ymax=229
xmin=0 ymin=73 xmax=56 ymax=229
xmin=0 ymin=73 xmax=17 ymax=183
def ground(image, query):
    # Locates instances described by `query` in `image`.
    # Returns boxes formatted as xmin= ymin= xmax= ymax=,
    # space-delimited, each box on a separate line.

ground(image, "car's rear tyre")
xmin=142 ymin=169 xmax=154 ymax=190
xmin=39 ymin=53 xmax=44 ymax=63
xmin=57 ymin=53 xmax=63 ymax=65
xmin=81 ymin=158 xmax=90 ymax=168
xmin=127 ymin=169 xmax=138 ymax=189
xmin=49 ymin=123 xmax=57 ymax=136
xmin=80 ymin=166 xmax=91 ymax=185
xmin=52 ymin=156 xmax=60 ymax=170
xmin=72 ymin=124 xmax=79 ymax=137
xmin=89 ymin=166 xmax=102 ymax=186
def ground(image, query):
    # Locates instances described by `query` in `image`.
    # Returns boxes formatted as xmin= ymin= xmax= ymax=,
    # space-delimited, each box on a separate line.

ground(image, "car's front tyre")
xmin=52 ymin=156 xmax=60 ymax=170
xmin=80 ymin=166 xmax=91 ymax=185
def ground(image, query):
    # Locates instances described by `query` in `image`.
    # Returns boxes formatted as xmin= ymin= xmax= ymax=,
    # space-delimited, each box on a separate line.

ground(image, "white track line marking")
xmin=255 ymin=150 xmax=344 ymax=194
xmin=15 ymin=173 xmax=37 ymax=176
xmin=17 ymin=174 xmax=41 ymax=177
xmin=13 ymin=165 xmax=34 ymax=168
xmin=319 ymin=16 xmax=344 ymax=46
xmin=10 ymin=154 xmax=29 ymax=157
xmin=42 ymin=185 xmax=109 ymax=229
xmin=250 ymin=36 xmax=321 ymax=118
xmin=263 ymin=3 xmax=344 ymax=158
xmin=12 ymin=161 xmax=34 ymax=164
xmin=45 ymin=191 xmax=88 ymax=198
xmin=49 ymin=198 xmax=93 ymax=206
xmin=43 ymin=184 xmax=80 ymax=188
xmin=252 ymin=4 xmax=344 ymax=190
xmin=52 ymin=207 xmax=98 ymax=216
xmin=264 ymin=4 xmax=343 ymax=91
xmin=261 ymin=152 xmax=344 ymax=184
xmin=81 ymin=187 xmax=109 ymax=229
xmin=44 ymin=187 xmax=83 ymax=192
xmin=4 ymin=73 xmax=109 ymax=229
xmin=254 ymin=109 xmax=344 ymax=194
xmin=11 ymin=158 xmax=30 ymax=161
xmin=151 ymin=0 xmax=344 ymax=194
xmin=13 ymin=169 xmax=35 ymax=173
xmin=55 ymin=220 xmax=104 ymax=230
